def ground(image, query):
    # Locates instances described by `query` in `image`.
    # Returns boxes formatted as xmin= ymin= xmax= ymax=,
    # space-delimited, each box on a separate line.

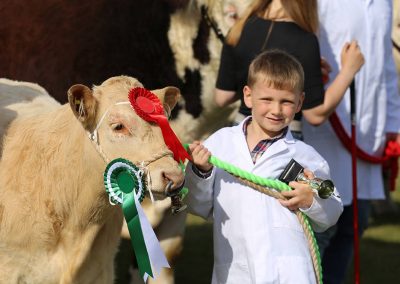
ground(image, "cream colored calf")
xmin=0 ymin=76 xmax=185 ymax=283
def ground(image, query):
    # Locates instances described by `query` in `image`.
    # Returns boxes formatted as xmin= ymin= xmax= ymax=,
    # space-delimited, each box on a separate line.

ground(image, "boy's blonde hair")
xmin=248 ymin=50 xmax=304 ymax=94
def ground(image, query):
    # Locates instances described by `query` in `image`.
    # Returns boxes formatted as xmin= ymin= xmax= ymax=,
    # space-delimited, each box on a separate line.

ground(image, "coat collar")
xmin=233 ymin=116 xmax=297 ymax=169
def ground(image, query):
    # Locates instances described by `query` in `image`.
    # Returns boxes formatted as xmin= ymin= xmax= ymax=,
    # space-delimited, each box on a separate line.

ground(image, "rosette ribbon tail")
xmin=104 ymin=158 xmax=170 ymax=282
xmin=123 ymin=191 xmax=170 ymax=282
xmin=153 ymin=114 xmax=192 ymax=163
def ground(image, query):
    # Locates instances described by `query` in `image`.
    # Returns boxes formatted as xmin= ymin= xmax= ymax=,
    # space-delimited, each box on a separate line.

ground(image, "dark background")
xmin=0 ymin=0 xmax=182 ymax=103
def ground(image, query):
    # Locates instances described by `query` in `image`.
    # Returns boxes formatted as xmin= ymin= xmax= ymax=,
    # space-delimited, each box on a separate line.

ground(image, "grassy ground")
xmin=344 ymin=187 xmax=400 ymax=284
xmin=175 ymin=186 xmax=400 ymax=284
xmin=116 ymin=181 xmax=400 ymax=284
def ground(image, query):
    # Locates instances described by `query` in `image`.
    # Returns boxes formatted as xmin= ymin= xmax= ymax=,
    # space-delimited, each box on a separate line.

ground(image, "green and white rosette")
xmin=104 ymin=158 xmax=170 ymax=282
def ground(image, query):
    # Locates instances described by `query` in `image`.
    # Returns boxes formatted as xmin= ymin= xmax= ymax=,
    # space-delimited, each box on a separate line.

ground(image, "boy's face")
xmin=243 ymin=80 xmax=304 ymax=138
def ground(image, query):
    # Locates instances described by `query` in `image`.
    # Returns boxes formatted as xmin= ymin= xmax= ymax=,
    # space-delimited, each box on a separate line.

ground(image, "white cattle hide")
xmin=168 ymin=0 xmax=253 ymax=143
xmin=0 ymin=76 xmax=185 ymax=283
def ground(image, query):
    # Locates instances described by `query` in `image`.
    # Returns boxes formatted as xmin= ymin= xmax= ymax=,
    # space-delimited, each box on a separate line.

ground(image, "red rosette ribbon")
xmin=385 ymin=141 xmax=400 ymax=157
xmin=384 ymin=141 xmax=400 ymax=192
xmin=129 ymin=87 xmax=191 ymax=163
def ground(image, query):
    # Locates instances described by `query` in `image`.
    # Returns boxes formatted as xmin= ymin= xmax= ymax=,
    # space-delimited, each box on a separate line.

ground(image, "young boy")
xmin=185 ymin=50 xmax=343 ymax=284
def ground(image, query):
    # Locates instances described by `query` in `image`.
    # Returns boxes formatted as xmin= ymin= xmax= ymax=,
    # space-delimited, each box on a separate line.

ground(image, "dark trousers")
xmin=315 ymin=200 xmax=371 ymax=284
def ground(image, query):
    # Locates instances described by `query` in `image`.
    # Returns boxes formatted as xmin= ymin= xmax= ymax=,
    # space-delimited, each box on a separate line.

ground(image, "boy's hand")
xmin=188 ymin=141 xmax=213 ymax=172
xmin=279 ymin=169 xmax=315 ymax=211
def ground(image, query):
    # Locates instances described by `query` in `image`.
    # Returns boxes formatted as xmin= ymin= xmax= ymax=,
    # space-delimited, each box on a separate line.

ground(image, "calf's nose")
xmin=163 ymin=170 xmax=185 ymax=196
xmin=163 ymin=171 xmax=187 ymax=214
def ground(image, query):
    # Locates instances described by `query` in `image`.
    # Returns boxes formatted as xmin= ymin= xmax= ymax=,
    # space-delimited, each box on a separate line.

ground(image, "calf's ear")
xmin=68 ymin=84 xmax=97 ymax=129
xmin=152 ymin=86 xmax=181 ymax=116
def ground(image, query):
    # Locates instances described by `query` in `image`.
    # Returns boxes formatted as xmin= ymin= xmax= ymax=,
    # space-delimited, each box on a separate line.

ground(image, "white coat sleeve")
xmin=300 ymin=160 xmax=344 ymax=232
xmin=384 ymin=38 xmax=400 ymax=133
xmin=185 ymin=162 xmax=215 ymax=221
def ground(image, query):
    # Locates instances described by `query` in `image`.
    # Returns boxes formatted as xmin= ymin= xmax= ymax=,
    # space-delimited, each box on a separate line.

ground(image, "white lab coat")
xmin=303 ymin=0 xmax=400 ymax=205
xmin=185 ymin=118 xmax=343 ymax=284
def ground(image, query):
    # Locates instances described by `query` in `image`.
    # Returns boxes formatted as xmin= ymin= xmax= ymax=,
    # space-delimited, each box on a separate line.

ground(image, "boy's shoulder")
xmin=291 ymin=138 xmax=325 ymax=159
xmin=289 ymin=138 xmax=331 ymax=178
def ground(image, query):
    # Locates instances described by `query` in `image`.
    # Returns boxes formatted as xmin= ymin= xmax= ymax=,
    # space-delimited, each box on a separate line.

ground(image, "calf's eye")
xmin=112 ymin=123 xmax=125 ymax=131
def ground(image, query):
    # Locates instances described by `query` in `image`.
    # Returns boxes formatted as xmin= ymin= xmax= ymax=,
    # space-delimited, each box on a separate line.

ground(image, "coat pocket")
xmin=270 ymin=202 xmax=304 ymax=233
xmin=277 ymin=256 xmax=316 ymax=284
xmin=214 ymin=262 xmax=251 ymax=284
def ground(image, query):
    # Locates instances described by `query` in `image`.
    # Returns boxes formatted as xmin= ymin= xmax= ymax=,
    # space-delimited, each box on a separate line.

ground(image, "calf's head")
xmin=67 ymin=76 xmax=185 ymax=198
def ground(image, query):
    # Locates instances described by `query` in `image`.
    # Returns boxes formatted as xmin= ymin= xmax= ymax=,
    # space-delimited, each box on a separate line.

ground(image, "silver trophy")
xmin=278 ymin=159 xmax=334 ymax=199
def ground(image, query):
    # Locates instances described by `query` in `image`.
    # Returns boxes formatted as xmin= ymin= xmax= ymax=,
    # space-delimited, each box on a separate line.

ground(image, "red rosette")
xmin=129 ymin=87 xmax=164 ymax=122
xmin=384 ymin=141 xmax=400 ymax=192
xmin=128 ymin=87 xmax=191 ymax=163
xmin=385 ymin=141 xmax=400 ymax=157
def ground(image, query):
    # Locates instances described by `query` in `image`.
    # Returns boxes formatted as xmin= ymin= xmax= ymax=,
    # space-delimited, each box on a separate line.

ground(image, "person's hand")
xmin=340 ymin=40 xmax=365 ymax=77
xmin=320 ymin=57 xmax=332 ymax=84
xmin=279 ymin=169 xmax=315 ymax=211
xmin=188 ymin=141 xmax=213 ymax=172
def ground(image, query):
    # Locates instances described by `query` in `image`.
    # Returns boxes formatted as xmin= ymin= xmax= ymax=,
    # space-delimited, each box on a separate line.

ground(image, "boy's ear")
xmin=243 ymin=85 xmax=253 ymax=109
xmin=296 ymin=92 xmax=305 ymax=113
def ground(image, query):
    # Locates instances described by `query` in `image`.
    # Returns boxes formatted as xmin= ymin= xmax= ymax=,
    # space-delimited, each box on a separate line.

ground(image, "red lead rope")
xmin=329 ymin=112 xmax=400 ymax=191
xmin=330 ymin=79 xmax=399 ymax=284
xmin=350 ymin=116 xmax=360 ymax=284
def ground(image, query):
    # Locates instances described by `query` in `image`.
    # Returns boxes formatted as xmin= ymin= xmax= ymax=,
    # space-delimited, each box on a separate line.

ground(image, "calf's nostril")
xmin=164 ymin=180 xmax=174 ymax=197
xmin=164 ymin=179 xmax=186 ymax=197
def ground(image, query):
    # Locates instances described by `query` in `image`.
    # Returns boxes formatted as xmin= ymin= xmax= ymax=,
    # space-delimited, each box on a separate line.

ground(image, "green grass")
xmin=343 ymin=188 xmax=400 ymax=284
xmin=116 ymin=182 xmax=400 ymax=284
xmin=175 ymin=189 xmax=400 ymax=284
xmin=175 ymin=216 xmax=213 ymax=283
xmin=114 ymin=215 xmax=213 ymax=284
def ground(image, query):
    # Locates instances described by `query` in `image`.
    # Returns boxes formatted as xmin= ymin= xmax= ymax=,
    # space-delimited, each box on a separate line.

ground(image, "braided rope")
xmin=140 ymin=150 xmax=173 ymax=167
xmin=209 ymin=155 xmax=323 ymax=284
xmin=88 ymin=134 xmax=172 ymax=167
xmin=90 ymin=137 xmax=111 ymax=163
